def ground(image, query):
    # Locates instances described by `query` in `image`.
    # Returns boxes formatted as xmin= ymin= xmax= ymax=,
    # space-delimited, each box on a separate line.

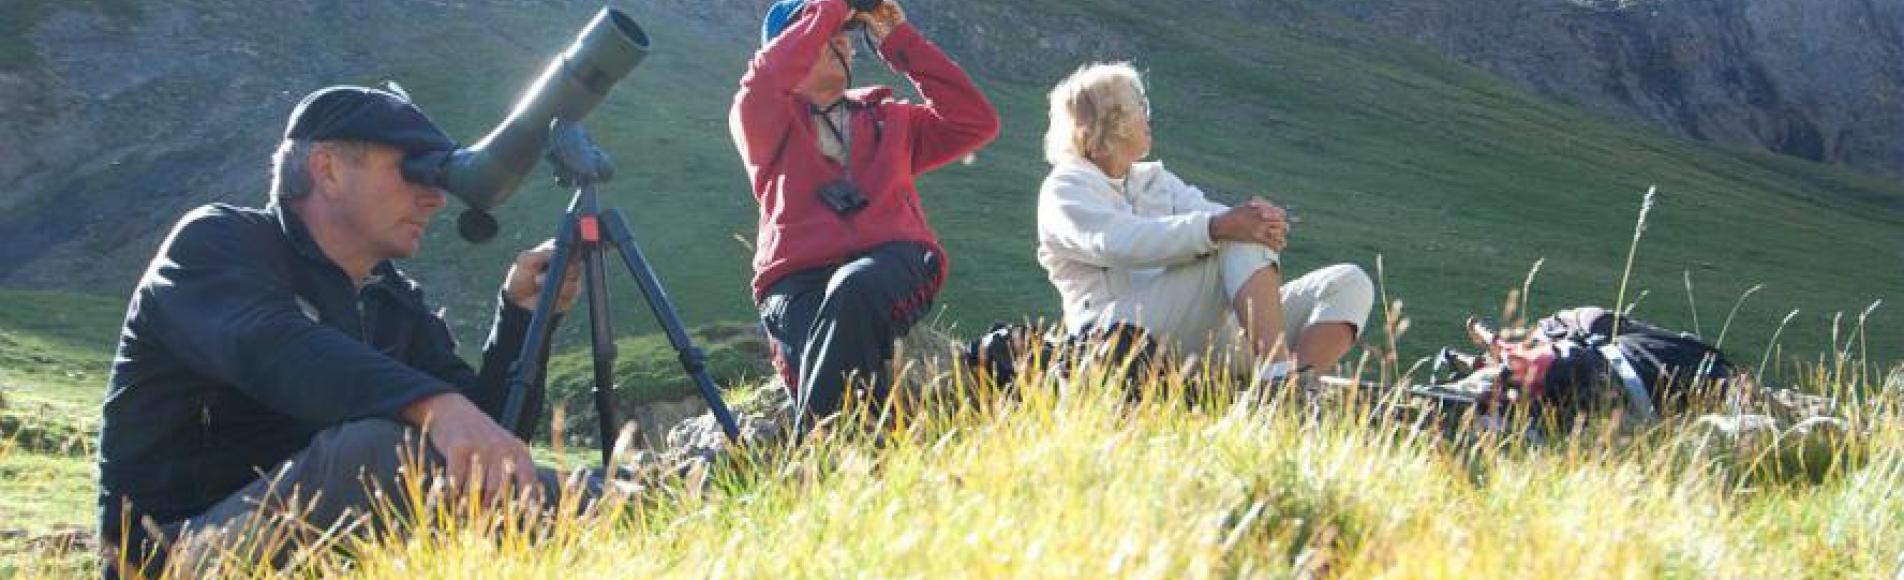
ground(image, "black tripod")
xmin=499 ymin=120 xmax=740 ymax=469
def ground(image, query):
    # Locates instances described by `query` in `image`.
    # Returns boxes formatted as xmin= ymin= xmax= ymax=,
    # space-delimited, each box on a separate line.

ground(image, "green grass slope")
xmin=0 ymin=289 xmax=122 ymax=575
xmin=352 ymin=0 xmax=1903 ymax=370
xmin=2 ymin=2 xmax=1903 ymax=571
xmin=5 ymin=0 xmax=1896 ymax=364
xmin=0 ymin=289 xmax=120 ymax=445
xmin=2 ymin=282 xmax=1901 ymax=577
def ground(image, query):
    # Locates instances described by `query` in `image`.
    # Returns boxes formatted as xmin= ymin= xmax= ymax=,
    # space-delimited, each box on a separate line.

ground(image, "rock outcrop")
xmin=1316 ymin=0 xmax=1904 ymax=177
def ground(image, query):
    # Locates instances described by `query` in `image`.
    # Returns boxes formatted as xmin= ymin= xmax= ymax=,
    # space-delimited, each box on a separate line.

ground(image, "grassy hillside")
xmin=0 ymin=290 xmax=123 ymax=575
xmin=334 ymin=0 xmax=1904 ymax=371
xmin=0 ymin=289 xmax=119 ymax=442
xmin=2 ymin=0 xmax=1899 ymax=364
xmin=2 ymin=1 xmax=1903 ymax=573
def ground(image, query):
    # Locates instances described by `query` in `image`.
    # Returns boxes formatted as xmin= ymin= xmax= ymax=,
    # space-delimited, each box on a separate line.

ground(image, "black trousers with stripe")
xmin=758 ymin=241 xmax=940 ymax=423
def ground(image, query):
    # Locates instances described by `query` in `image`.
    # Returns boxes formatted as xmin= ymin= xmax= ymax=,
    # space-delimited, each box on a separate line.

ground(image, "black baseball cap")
xmin=282 ymin=85 xmax=458 ymax=155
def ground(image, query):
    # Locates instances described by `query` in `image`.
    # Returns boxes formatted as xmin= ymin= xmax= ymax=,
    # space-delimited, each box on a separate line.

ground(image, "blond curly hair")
xmin=1044 ymin=62 xmax=1149 ymax=166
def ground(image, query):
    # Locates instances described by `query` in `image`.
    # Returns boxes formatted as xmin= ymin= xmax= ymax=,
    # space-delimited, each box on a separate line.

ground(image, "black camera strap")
xmin=813 ymin=100 xmax=853 ymax=168
xmin=810 ymin=27 xmax=887 ymax=182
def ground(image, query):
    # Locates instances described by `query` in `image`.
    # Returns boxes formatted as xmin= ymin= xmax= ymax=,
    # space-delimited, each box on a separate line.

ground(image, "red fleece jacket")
xmin=729 ymin=0 xmax=1000 ymax=301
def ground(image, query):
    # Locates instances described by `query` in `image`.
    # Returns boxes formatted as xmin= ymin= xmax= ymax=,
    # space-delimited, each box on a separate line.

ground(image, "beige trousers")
xmin=1122 ymin=242 xmax=1374 ymax=363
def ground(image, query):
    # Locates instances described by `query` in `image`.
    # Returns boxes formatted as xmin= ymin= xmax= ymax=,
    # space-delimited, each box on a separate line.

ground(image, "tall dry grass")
xmin=128 ymin=346 xmax=1902 ymax=579
xmin=87 ymin=188 xmax=1904 ymax=577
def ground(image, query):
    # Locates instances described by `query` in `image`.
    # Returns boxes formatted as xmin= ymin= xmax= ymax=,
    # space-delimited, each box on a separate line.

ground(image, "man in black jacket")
xmin=98 ymin=85 xmax=583 ymax=575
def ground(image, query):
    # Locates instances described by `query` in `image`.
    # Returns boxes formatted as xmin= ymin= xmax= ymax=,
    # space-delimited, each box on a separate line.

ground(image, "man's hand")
xmin=401 ymin=392 xmax=538 ymax=504
xmin=852 ymin=0 xmax=906 ymax=43
xmin=504 ymin=240 xmax=582 ymax=312
xmin=1209 ymin=197 xmax=1289 ymax=251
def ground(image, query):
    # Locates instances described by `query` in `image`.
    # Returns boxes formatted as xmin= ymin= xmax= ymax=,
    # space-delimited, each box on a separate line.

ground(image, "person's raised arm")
xmin=859 ymin=1 xmax=1001 ymax=173
xmin=731 ymin=0 xmax=853 ymax=168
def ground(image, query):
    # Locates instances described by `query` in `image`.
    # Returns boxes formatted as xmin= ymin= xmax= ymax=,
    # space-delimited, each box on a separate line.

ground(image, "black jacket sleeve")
xmin=143 ymin=208 xmax=454 ymax=423
xmin=406 ymin=292 xmax=559 ymax=428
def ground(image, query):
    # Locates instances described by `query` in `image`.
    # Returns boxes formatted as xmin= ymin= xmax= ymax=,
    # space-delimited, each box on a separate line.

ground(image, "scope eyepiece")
xmin=399 ymin=149 xmax=452 ymax=187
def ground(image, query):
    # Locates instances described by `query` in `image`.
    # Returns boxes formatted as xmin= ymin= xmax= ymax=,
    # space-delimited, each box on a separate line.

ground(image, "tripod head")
xmin=548 ymin=119 xmax=615 ymax=190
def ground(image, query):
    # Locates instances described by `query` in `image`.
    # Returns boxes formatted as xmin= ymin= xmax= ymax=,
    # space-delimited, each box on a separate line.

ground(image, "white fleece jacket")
xmin=1036 ymin=159 xmax=1230 ymax=332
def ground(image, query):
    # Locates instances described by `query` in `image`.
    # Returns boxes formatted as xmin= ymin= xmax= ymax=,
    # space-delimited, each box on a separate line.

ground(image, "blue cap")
xmin=283 ymin=85 xmax=457 ymax=155
xmin=761 ymin=0 xmax=809 ymax=46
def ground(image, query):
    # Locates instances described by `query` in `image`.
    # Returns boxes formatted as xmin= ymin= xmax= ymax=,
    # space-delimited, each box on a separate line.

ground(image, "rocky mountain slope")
xmin=1322 ymin=0 xmax=1904 ymax=177
xmin=1 ymin=0 xmax=1900 ymax=360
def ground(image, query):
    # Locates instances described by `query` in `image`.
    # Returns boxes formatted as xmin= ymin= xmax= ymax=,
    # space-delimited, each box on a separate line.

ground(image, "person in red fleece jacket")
xmin=731 ymin=0 xmax=999 ymax=428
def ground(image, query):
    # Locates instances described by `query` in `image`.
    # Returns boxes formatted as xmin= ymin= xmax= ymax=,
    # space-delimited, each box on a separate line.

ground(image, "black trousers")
xmin=759 ymin=241 xmax=940 ymax=422
xmin=106 ymin=419 xmax=588 ymax=577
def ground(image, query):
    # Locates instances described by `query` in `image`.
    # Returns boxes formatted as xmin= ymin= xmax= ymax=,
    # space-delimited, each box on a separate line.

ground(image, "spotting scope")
xmin=401 ymin=7 xmax=650 ymax=243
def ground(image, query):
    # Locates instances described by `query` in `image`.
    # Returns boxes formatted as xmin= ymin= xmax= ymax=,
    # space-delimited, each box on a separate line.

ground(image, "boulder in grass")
xmin=663 ymin=410 xmax=789 ymax=467
xmin=1786 ymin=416 xmax=1849 ymax=439
xmin=1693 ymin=412 xmax=1859 ymax=486
xmin=24 ymin=526 xmax=94 ymax=556
xmin=1693 ymin=412 xmax=1846 ymax=447
xmin=662 ymin=384 xmax=794 ymax=467
xmin=630 ymin=396 xmax=709 ymax=449
xmin=1692 ymin=413 xmax=1780 ymax=449
xmin=1765 ymin=388 xmax=1840 ymax=424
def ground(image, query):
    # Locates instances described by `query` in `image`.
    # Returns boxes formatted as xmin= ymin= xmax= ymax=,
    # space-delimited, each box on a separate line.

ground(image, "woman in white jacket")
xmin=1036 ymin=62 xmax=1373 ymax=378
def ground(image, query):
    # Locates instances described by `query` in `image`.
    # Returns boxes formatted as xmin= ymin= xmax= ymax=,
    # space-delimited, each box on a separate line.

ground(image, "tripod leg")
xmin=579 ymin=226 xmax=622 ymax=470
xmin=500 ymin=206 xmax=583 ymax=438
xmin=599 ymin=209 xmax=743 ymax=442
